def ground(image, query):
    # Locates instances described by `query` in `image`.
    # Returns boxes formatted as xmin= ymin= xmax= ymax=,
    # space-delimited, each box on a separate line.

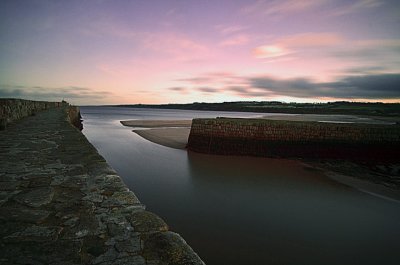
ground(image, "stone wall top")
xmin=0 ymin=98 xmax=68 ymax=130
xmin=0 ymin=105 xmax=205 ymax=264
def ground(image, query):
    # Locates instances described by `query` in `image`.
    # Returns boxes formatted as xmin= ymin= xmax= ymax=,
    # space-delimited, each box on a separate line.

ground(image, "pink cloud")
xmin=330 ymin=0 xmax=383 ymax=16
xmin=96 ymin=63 xmax=128 ymax=78
xmin=252 ymin=45 xmax=292 ymax=59
xmin=142 ymin=32 xmax=209 ymax=62
xmin=176 ymin=71 xmax=246 ymax=87
xmin=175 ymin=77 xmax=212 ymax=85
xmin=79 ymin=20 xmax=138 ymax=39
xmin=168 ymin=87 xmax=189 ymax=94
xmin=242 ymin=0 xmax=326 ymax=17
xmin=279 ymin=32 xmax=343 ymax=47
xmin=252 ymin=32 xmax=343 ymax=60
xmin=215 ymin=25 xmax=248 ymax=35
xmin=241 ymin=0 xmax=381 ymax=18
xmin=219 ymin=35 xmax=250 ymax=47
xmin=353 ymin=39 xmax=400 ymax=47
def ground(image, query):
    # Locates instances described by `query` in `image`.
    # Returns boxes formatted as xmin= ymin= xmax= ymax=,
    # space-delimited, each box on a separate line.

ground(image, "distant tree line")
xmin=114 ymin=101 xmax=400 ymax=116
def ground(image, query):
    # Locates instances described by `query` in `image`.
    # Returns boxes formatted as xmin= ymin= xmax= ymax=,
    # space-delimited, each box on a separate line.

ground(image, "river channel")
xmin=80 ymin=106 xmax=400 ymax=265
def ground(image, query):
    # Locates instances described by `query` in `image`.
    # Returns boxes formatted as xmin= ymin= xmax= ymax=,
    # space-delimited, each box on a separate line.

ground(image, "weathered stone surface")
xmin=59 ymin=175 xmax=88 ymax=189
xmin=83 ymin=193 xmax=104 ymax=203
xmin=13 ymin=187 xmax=54 ymax=207
xmin=115 ymin=236 xmax=142 ymax=254
xmin=1 ymin=240 xmax=82 ymax=265
xmin=127 ymin=211 xmax=169 ymax=233
xmin=97 ymin=256 xmax=146 ymax=265
xmin=0 ymin=181 xmax=20 ymax=191
xmin=91 ymin=248 xmax=120 ymax=264
xmin=112 ymin=191 xmax=141 ymax=205
xmin=0 ymin=104 xmax=204 ymax=265
xmin=143 ymin=232 xmax=205 ymax=265
xmin=28 ymin=177 xmax=52 ymax=188
xmin=0 ymin=190 xmax=21 ymax=207
xmin=0 ymin=207 xmax=50 ymax=223
xmin=188 ymin=118 xmax=400 ymax=161
xmin=62 ymin=215 xmax=79 ymax=227
xmin=0 ymin=98 xmax=65 ymax=129
xmin=3 ymin=225 xmax=62 ymax=242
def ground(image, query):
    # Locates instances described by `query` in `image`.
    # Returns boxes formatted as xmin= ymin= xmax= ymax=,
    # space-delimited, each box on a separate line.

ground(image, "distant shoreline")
xmin=113 ymin=101 xmax=400 ymax=117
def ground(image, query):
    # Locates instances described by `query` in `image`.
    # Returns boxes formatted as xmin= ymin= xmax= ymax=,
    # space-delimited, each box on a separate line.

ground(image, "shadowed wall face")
xmin=188 ymin=118 xmax=400 ymax=161
xmin=66 ymin=106 xmax=83 ymax=131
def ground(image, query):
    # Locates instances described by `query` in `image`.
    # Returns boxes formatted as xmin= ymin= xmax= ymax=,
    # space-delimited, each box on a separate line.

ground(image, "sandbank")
xmin=133 ymin=128 xmax=190 ymax=149
xmin=121 ymin=119 xmax=191 ymax=149
xmin=121 ymin=120 xmax=192 ymax=128
xmin=324 ymin=170 xmax=400 ymax=203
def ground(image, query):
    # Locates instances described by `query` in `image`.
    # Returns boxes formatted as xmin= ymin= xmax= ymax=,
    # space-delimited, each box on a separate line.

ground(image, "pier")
xmin=0 ymin=101 xmax=203 ymax=265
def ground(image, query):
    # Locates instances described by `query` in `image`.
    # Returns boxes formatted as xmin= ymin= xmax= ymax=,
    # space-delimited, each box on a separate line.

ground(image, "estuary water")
xmin=80 ymin=106 xmax=400 ymax=265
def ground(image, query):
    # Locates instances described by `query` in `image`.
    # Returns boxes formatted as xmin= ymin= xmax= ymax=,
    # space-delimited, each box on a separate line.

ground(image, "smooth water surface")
xmin=80 ymin=106 xmax=400 ymax=265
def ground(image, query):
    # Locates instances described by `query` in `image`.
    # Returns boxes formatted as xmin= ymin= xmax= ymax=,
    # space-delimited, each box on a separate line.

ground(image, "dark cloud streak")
xmin=172 ymin=72 xmax=400 ymax=100
xmin=227 ymin=86 xmax=272 ymax=97
xmin=0 ymin=85 xmax=112 ymax=104
xmin=168 ymin=87 xmax=187 ymax=92
xmin=251 ymin=74 xmax=400 ymax=99
xmin=197 ymin=87 xmax=219 ymax=93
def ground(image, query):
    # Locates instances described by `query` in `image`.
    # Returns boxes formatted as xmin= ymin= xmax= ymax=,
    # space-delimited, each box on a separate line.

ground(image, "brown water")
xmin=80 ymin=106 xmax=400 ymax=265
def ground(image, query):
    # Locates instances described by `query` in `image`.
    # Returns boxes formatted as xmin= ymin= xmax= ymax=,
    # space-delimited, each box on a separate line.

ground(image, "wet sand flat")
xmin=121 ymin=120 xmax=192 ymax=128
xmin=133 ymin=128 xmax=190 ymax=149
xmin=121 ymin=119 xmax=192 ymax=149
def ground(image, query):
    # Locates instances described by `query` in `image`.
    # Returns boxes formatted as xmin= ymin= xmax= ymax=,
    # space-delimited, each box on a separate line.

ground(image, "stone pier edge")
xmin=188 ymin=117 xmax=400 ymax=161
xmin=0 ymin=99 xmax=205 ymax=265
xmin=65 ymin=106 xmax=205 ymax=264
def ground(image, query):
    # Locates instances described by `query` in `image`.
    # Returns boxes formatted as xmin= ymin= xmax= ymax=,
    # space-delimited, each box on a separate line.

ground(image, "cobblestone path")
xmin=0 ymin=107 xmax=204 ymax=265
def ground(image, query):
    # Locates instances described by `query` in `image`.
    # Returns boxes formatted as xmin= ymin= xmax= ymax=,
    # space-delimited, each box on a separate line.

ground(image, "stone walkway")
xmin=0 ymin=107 xmax=204 ymax=265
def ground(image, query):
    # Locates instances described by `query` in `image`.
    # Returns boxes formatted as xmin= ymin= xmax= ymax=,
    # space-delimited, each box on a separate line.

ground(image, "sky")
xmin=0 ymin=0 xmax=399 ymax=105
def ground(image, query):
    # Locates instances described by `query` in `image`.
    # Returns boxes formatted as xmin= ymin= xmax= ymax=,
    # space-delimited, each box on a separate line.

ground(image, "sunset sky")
xmin=1 ymin=0 xmax=399 ymax=105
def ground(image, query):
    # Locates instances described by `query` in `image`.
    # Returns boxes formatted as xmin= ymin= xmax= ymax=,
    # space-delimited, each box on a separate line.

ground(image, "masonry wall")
xmin=188 ymin=118 xmax=400 ymax=161
xmin=0 ymin=100 xmax=205 ymax=264
xmin=67 ymin=105 xmax=83 ymax=131
xmin=0 ymin=98 xmax=66 ymax=130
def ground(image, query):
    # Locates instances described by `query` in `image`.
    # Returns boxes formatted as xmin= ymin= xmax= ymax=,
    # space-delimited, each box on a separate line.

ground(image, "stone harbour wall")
xmin=0 ymin=98 xmax=67 ymax=130
xmin=188 ymin=118 xmax=400 ymax=161
xmin=67 ymin=105 xmax=83 ymax=131
xmin=0 ymin=101 xmax=204 ymax=264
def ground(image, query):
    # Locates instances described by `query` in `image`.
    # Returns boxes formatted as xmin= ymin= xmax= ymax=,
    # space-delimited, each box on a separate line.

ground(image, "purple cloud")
xmin=171 ymin=72 xmax=400 ymax=100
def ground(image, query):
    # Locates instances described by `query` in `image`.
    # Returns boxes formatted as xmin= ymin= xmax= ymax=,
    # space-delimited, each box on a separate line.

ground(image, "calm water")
xmin=80 ymin=106 xmax=400 ymax=265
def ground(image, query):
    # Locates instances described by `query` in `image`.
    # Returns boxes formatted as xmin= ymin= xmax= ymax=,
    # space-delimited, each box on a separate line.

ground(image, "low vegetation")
xmin=115 ymin=101 xmax=400 ymax=116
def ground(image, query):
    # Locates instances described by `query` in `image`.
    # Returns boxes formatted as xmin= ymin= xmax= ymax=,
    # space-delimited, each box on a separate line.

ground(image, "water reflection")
xmin=186 ymin=152 xmax=400 ymax=264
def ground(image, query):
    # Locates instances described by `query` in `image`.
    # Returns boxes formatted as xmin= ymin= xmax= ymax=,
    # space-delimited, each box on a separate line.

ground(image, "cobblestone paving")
xmin=0 ymin=107 xmax=204 ymax=265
